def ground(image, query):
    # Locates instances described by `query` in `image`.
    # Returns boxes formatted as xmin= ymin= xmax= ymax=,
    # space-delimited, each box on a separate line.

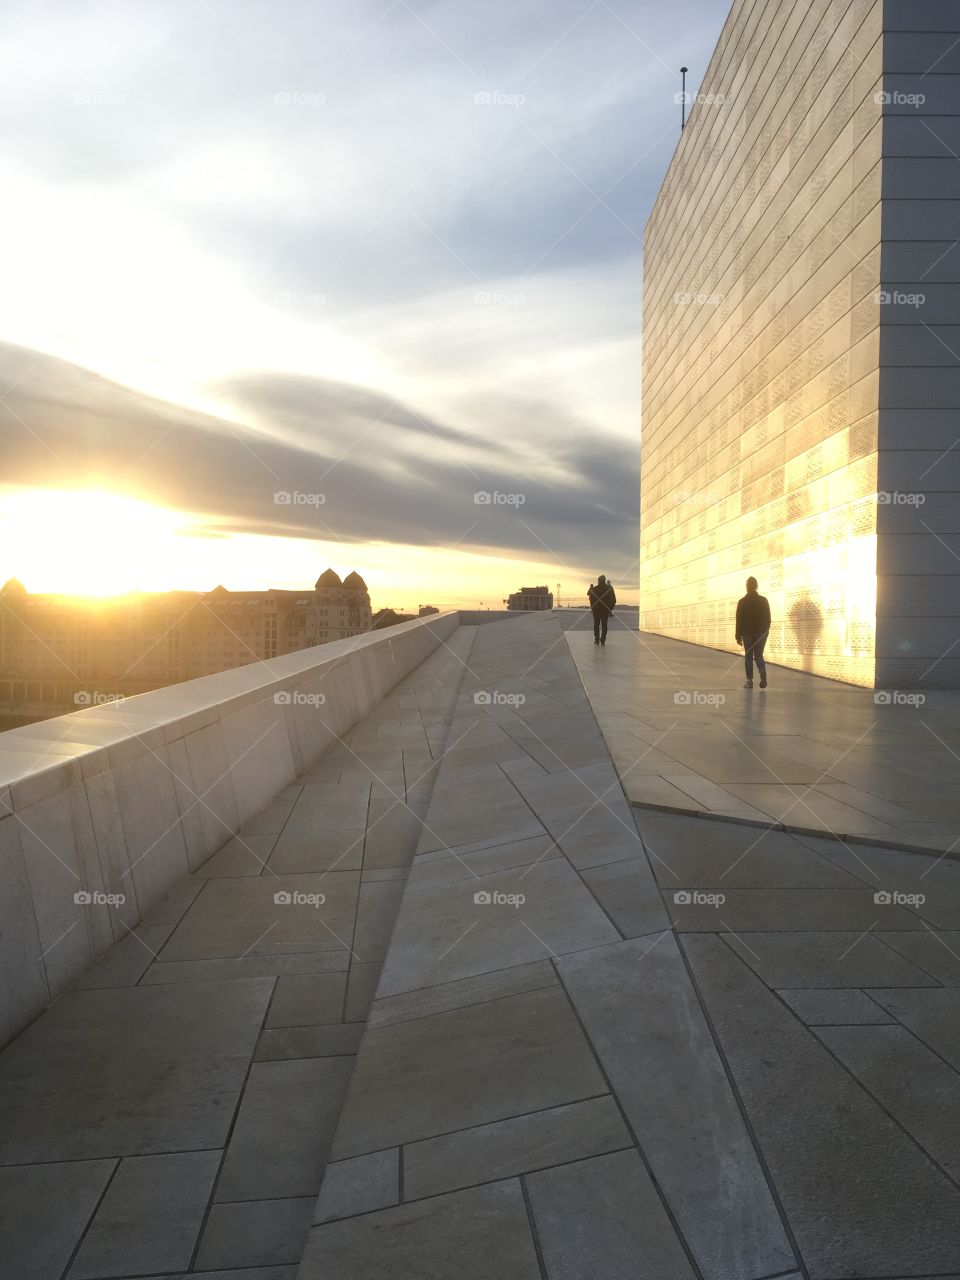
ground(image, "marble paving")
xmin=5 ymin=611 xmax=960 ymax=1279
xmin=570 ymin=625 xmax=960 ymax=854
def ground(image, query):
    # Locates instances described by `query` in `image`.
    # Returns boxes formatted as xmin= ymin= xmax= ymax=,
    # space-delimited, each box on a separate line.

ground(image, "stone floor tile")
xmin=159 ymin=873 xmax=359 ymax=960
xmin=353 ymin=878 xmax=405 ymax=961
xmin=666 ymin=887 xmax=923 ymax=932
xmin=684 ymin=934 xmax=960 ymax=1277
xmin=0 ymin=1158 xmax=114 ymax=1280
xmin=215 ymin=1056 xmax=352 ymax=1201
xmin=266 ymin=973 xmax=347 ymax=1027
xmin=193 ymin=834 xmax=277 ymax=878
xmin=579 ymin=858 xmax=670 ymax=937
xmin=0 ymin=979 xmax=271 ymax=1162
xmin=68 ymin=1149 xmax=220 ymax=1279
xmin=403 ymin=1095 xmax=630 ymax=1200
xmin=876 ymin=930 xmax=960 ymax=985
xmin=362 ymin=799 xmax=426 ymax=869
xmin=526 ymin=1148 xmax=697 ymax=1280
xmin=71 ymin=924 xmax=174 ymax=989
xmin=331 ymin=986 xmax=605 ymax=1160
xmin=255 ymin=1022 xmax=364 ymax=1062
xmin=313 ymin=1148 xmax=399 ymax=1223
xmin=378 ymin=857 xmax=620 ymax=997
xmin=558 ymin=935 xmax=794 ymax=1280
xmin=868 ymin=988 xmax=960 ymax=1072
xmin=817 ymin=1023 xmax=960 ymax=1181
xmin=194 ymin=1196 xmax=314 ymax=1270
xmin=408 ymin=834 xmax=560 ymax=890
xmin=344 ymin=960 xmax=383 ymax=1021
xmin=778 ymin=988 xmax=895 ymax=1025
xmin=369 ymin=960 xmax=557 ymax=1029
xmin=140 ymin=949 xmax=349 ymax=984
xmin=283 ymin=800 xmax=371 ymax=833
xmin=723 ymin=931 xmax=938 ymax=988
xmin=297 ymin=1179 xmax=541 ymax=1280
xmin=140 ymin=876 xmax=204 ymax=926
xmin=266 ymin=828 xmax=365 ymax=874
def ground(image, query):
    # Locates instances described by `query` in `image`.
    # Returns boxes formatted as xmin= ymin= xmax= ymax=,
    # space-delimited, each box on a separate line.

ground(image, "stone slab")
xmin=403 ymin=1094 xmax=630 ymax=1201
xmin=558 ymin=935 xmax=795 ymax=1280
xmin=0 ymin=1158 xmax=115 ymax=1280
xmin=723 ymin=931 xmax=938 ymax=988
xmin=330 ymin=986 xmax=606 ymax=1160
xmin=68 ymin=1149 xmax=220 ymax=1279
xmin=684 ymin=934 xmax=960 ymax=1277
xmin=266 ymin=973 xmax=347 ymax=1027
xmin=526 ymin=1148 xmax=697 ymax=1280
xmin=255 ymin=1022 xmax=364 ymax=1062
xmin=368 ymin=960 xmax=557 ymax=1028
xmin=297 ymin=1179 xmax=542 ymax=1280
xmin=0 ymin=978 xmax=272 ymax=1163
xmin=313 ymin=1148 xmax=399 ymax=1223
xmin=195 ymin=1196 xmax=314 ymax=1270
xmin=778 ymin=988 xmax=895 ymax=1025
xmin=215 ymin=1056 xmax=352 ymax=1201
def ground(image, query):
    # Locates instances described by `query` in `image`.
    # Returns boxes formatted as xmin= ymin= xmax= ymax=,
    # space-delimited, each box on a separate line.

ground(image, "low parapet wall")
xmin=0 ymin=611 xmax=460 ymax=1045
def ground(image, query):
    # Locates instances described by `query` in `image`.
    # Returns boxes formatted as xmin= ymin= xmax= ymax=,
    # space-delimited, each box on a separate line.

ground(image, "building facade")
xmin=506 ymin=586 xmax=554 ymax=611
xmin=0 ymin=570 xmax=372 ymax=715
xmin=641 ymin=0 xmax=960 ymax=687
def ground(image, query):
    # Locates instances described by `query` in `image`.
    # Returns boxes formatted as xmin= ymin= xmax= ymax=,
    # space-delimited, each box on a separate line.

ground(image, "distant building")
xmin=418 ymin=605 xmax=439 ymax=616
xmin=505 ymin=586 xmax=554 ymax=612
xmin=0 ymin=570 xmax=373 ymax=718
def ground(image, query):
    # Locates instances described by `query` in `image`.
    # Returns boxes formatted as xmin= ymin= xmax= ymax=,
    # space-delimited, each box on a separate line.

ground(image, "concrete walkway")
xmin=6 ymin=612 xmax=960 ymax=1278
xmin=571 ymin=628 xmax=960 ymax=853
xmin=0 ymin=627 xmax=475 ymax=1279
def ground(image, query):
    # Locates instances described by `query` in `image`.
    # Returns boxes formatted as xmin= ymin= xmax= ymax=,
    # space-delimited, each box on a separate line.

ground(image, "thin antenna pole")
xmin=681 ymin=67 xmax=688 ymax=130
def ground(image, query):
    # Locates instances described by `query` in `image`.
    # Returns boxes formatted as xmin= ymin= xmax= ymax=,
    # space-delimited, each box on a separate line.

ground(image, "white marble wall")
xmin=0 ymin=612 xmax=460 ymax=1046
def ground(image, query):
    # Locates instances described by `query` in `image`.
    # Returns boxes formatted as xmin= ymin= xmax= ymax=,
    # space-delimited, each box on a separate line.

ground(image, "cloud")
xmin=0 ymin=340 xmax=639 ymax=576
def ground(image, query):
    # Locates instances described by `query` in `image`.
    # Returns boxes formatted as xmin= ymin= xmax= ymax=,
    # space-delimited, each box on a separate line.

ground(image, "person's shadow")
xmin=788 ymin=595 xmax=823 ymax=673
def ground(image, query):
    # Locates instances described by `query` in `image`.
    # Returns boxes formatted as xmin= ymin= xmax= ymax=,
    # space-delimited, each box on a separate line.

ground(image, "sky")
xmin=0 ymin=0 xmax=725 ymax=609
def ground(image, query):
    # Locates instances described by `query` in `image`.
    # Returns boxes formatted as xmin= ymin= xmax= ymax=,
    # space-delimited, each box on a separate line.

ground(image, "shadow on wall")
xmin=789 ymin=595 xmax=823 ymax=673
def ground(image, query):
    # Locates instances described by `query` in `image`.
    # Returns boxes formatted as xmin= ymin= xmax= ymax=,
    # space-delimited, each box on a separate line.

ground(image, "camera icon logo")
xmin=474 ymin=891 xmax=492 ymax=905
xmin=874 ymin=690 xmax=892 ymax=705
xmin=473 ymin=491 xmax=492 ymax=504
xmin=274 ymin=691 xmax=292 ymax=705
xmin=74 ymin=691 xmax=92 ymax=705
xmin=673 ymin=691 xmax=692 ymax=705
xmin=673 ymin=890 xmax=692 ymax=905
xmin=273 ymin=491 xmax=292 ymax=504
xmin=473 ymin=691 xmax=492 ymax=705
xmin=874 ymin=890 xmax=892 ymax=905
xmin=73 ymin=890 xmax=92 ymax=905
xmin=273 ymin=890 xmax=292 ymax=905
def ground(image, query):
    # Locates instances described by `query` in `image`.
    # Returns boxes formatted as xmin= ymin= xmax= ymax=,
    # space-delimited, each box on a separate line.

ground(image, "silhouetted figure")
xmin=590 ymin=575 xmax=616 ymax=646
xmin=735 ymin=576 xmax=771 ymax=689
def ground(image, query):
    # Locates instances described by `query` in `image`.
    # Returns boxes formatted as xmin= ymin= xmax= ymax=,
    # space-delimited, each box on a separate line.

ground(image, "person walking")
xmin=590 ymin=575 xmax=616 ymax=646
xmin=735 ymin=576 xmax=771 ymax=689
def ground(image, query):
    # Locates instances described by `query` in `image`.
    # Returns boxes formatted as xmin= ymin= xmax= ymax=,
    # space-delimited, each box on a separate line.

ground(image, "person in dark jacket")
xmin=590 ymin=575 xmax=616 ymax=646
xmin=735 ymin=576 xmax=771 ymax=689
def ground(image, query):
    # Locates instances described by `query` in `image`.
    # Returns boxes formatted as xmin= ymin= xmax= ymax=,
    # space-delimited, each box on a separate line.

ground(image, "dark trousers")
xmin=592 ymin=609 xmax=608 ymax=643
xmin=743 ymin=633 xmax=767 ymax=682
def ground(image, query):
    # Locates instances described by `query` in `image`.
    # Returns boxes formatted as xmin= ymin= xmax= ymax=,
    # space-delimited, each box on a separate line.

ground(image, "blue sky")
xmin=0 ymin=0 xmax=726 ymax=605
